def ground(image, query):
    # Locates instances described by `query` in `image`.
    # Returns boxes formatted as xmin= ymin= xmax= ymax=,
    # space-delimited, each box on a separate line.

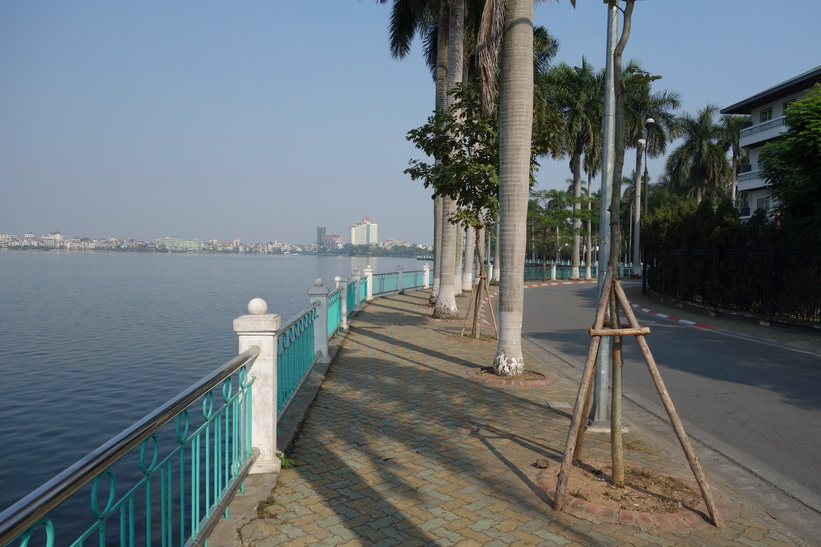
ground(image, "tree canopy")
xmin=760 ymin=84 xmax=821 ymax=242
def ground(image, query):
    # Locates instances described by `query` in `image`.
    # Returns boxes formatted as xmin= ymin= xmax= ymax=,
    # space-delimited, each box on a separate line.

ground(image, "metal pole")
xmin=592 ymin=3 xmax=618 ymax=428
xmin=643 ymin=119 xmax=653 ymax=217
xmin=632 ymin=138 xmax=645 ymax=277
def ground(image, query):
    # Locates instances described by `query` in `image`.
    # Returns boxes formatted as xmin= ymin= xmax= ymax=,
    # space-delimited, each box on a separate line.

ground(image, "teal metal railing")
xmin=524 ymin=264 xmax=600 ymax=281
xmin=277 ymin=303 xmax=318 ymax=419
xmin=360 ymin=277 xmax=368 ymax=302
xmin=327 ymin=288 xmax=342 ymax=340
xmin=0 ymin=348 xmax=259 ymax=547
xmin=402 ymin=270 xmax=425 ymax=291
xmin=372 ymin=272 xmax=400 ymax=296
xmin=346 ymin=282 xmax=357 ymax=319
xmin=0 ymin=267 xmax=432 ymax=547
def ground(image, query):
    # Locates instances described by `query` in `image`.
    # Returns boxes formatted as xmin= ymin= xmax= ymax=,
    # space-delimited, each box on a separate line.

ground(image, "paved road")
xmin=520 ymin=282 xmax=821 ymax=501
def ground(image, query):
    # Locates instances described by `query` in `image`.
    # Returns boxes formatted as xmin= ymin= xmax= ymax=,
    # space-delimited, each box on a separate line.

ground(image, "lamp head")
xmin=645 ymin=117 xmax=655 ymax=128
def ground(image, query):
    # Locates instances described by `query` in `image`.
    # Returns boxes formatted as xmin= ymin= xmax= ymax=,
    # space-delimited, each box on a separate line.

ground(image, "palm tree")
xmin=622 ymin=63 xmax=680 ymax=274
xmin=719 ymin=114 xmax=748 ymax=202
xmin=544 ymin=59 xmax=601 ymax=280
xmin=432 ymin=0 xmax=466 ymax=318
xmin=666 ymin=105 xmax=731 ymax=204
xmin=376 ymin=0 xmax=443 ymax=302
xmin=489 ymin=0 xmax=535 ymax=376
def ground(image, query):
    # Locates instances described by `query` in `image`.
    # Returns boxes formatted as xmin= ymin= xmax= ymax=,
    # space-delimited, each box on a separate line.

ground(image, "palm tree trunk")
xmin=493 ymin=0 xmax=534 ymax=377
xmin=632 ymin=141 xmax=643 ymax=277
xmin=454 ymin=222 xmax=464 ymax=296
xmin=431 ymin=196 xmax=442 ymax=304
xmin=462 ymin=224 xmax=476 ymax=292
xmin=434 ymin=196 xmax=459 ymax=318
xmin=585 ymin=170 xmax=593 ymax=280
xmin=430 ymin=2 xmax=449 ymax=304
xmin=571 ymin=148 xmax=582 ymax=279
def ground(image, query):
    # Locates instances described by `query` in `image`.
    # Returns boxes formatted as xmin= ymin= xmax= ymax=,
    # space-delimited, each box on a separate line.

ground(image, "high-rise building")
xmin=317 ymin=226 xmax=327 ymax=249
xmin=350 ymin=217 xmax=378 ymax=246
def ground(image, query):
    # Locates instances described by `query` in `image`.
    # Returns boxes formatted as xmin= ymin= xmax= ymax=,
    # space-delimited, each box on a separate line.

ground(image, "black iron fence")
xmin=646 ymin=246 xmax=821 ymax=325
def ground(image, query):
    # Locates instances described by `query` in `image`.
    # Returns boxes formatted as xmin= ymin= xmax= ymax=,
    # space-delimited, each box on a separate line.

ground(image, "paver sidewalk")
xmin=216 ymin=290 xmax=812 ymax=546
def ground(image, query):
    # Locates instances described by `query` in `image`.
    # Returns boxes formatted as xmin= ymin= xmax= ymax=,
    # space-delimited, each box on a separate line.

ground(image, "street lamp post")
xmin=643 ymin=118 xmax=654 ymax=217
xmin=632 ymin=138 xmax=645 ymax=277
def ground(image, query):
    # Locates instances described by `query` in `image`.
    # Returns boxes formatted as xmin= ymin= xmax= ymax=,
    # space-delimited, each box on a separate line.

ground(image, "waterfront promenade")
xmin=211 ymin=289 xmax=817 ymax=546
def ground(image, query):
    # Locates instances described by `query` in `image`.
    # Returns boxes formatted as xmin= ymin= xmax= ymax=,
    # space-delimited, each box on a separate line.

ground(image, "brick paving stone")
xmin=215 ymin=292 xmax=816 ymax=547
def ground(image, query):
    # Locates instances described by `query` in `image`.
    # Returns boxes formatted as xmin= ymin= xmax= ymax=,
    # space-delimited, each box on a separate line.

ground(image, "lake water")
xmin=0 ymin=252 xmax=425 ymax=513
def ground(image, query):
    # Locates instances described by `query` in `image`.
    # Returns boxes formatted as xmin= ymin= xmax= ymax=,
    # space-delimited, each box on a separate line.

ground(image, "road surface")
xmin=519 ymin=282 xmax=821 ymax=500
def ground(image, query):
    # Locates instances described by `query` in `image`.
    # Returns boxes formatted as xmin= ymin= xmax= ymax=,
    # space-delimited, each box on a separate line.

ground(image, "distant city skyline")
xmin=1 ymin=218 xmax=426 ymax=248
xmin=2 ymin=2 xmax=819 ymax=244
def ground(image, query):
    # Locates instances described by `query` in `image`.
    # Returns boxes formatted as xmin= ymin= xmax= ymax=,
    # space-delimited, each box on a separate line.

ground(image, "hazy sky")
xmin=2 ymin=1 xmax=819 ymax=245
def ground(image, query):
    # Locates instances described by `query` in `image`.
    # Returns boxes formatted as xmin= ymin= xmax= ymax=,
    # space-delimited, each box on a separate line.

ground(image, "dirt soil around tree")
xmin=553 ymin=458 xmax=702 ymax=514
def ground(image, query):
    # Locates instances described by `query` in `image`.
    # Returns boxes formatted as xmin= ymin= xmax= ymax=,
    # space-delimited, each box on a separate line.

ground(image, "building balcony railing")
xmin=739 ymin=116 xmax=786 ymax=147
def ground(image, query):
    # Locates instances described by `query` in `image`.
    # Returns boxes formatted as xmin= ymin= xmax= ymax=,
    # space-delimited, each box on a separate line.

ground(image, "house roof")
xmin=720 ymin=65 xmax=821 ymax=114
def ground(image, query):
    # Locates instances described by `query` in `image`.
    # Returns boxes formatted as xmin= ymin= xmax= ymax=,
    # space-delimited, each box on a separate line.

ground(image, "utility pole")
xmin=592 ymin=3 xmax=619 ymax=428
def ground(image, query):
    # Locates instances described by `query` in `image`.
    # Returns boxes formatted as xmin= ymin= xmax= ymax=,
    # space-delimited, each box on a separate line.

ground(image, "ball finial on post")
xmin=247 ymin=298 xmax=268 ymax=315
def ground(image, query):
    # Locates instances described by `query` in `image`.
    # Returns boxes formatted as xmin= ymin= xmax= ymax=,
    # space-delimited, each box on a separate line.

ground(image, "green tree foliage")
xmin=642 ymin=188 xmax=784 ymax=253
xmin=405 ymin=84 xmax=501 ymax=231
xmin=759 ymin=84 xmax=821 ymax=242
xmin=665 ymin=105 xmax=731 ymax=204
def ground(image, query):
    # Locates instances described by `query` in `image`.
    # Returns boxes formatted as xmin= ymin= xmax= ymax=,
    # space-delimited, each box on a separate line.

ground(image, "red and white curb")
xmin=480 ymin=280 xmax=714 ymax=330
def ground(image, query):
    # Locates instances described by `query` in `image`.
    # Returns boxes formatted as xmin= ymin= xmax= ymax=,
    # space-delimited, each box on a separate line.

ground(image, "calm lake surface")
xmin=0 ymin=251 xmax=425 ymax=512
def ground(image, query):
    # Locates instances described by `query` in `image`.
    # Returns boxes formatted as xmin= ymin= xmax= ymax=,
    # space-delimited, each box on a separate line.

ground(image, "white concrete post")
xmin=396 ymin=266 xmax=404 ymax=293
xmin=351 ymin=269 xmax=362 ymax=313
xmin=423 ymin=263 xmax=431 ymax=289
xmin=551 ymin=264 xmax=557 ymax=281
xmin=364 ymin=265 xmax=374 ymax=301
xmin=233 ymin=298 xmax=281 ymax=475
xmin=335 ymin=275 xmax=349 ymax=330
xmin=308 ymin=279 xmax=330 ymax=363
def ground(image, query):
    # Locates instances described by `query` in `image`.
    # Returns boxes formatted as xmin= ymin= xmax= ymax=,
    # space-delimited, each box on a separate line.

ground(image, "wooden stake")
xmin=554 ymin=268 xmax=614 ymax=510
xmin=613 ymin=282 xmax=724 ymax=527
xmin=554 ymin=273 xmax=723 ymax=528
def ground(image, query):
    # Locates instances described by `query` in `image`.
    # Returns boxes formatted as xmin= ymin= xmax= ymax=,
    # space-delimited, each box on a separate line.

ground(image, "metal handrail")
xmin=276 ymin=301 xmax=320 ymax=421
xmin=0 ymin=346 xmax=261 ymax=544
xmin=278 ymin=300 xmax=319 ymax=335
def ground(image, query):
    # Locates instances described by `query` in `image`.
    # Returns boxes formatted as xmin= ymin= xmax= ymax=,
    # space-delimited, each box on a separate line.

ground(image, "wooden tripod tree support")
xmin=552 ymin=268 xmax=724 ymax=528
xmin=460 ymin=269 xmax=498 ymax=339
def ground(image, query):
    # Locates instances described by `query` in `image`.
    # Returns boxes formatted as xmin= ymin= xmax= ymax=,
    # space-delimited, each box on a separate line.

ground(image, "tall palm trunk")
xmin=454 ymin=222 xmax=464 ymax=296
xmin=462 ymin=225 xmax=476 ymax=292
xmin=430 ymin=2 xmax=450 ymax=304
xmin=632 ymin=141 xmax=643 ymax=276
xmin=571 ymin=146 xmax=582 ymax=279
xmin=585 ymin=170 xmax=593 ymax=280
xmin=493 ymin=0 xmax=534 ymax=377
xmin=433 ymin=0 xmax=464 ymax=318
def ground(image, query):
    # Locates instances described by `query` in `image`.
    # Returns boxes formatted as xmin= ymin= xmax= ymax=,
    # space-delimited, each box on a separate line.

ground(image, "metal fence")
xmin=646 ymin=246 xmax=821 ymax=325
xmin=277 ymin=303 xmax=318 ymax=419
xmin=0 ymin=349 xmax=259 ymax=547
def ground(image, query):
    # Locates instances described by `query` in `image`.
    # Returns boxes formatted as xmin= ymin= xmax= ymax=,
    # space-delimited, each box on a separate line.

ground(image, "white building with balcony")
xmin=721 ymin=66 xmax=821 ymax=218
xmin=350 ymin=217 xmax=378 ymax=246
